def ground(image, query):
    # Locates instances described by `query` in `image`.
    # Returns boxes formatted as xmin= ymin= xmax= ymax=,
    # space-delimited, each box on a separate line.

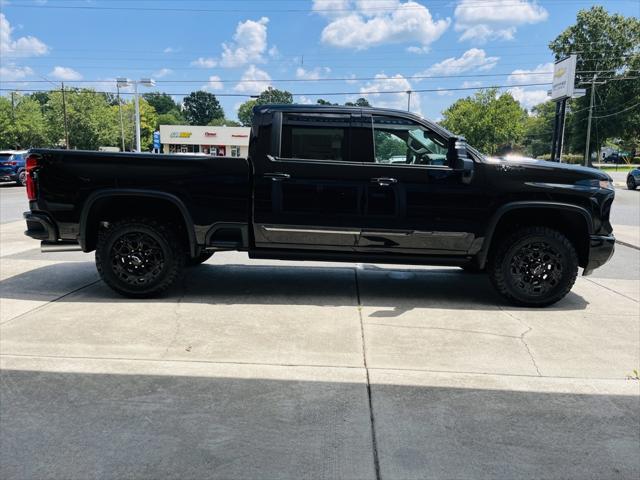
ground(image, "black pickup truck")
xmin=23 ymin=104 xmax=615 ymax=307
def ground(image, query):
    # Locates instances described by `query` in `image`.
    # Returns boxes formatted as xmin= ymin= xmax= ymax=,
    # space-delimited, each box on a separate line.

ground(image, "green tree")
xmin=207 ymin=117 xmax=241 ymax=127
xmin=317 ymin=99 xmax=337 ymax=105
xmin=143 ymin=93 xmax=181 ymax=115
xmin=183 ymin=91 xmax=224 ymax=125
xmin=256 ymin=87 xmax=293 ymax=105
xmin=116 ymin=98 xmax=159 ymax=151
xmin=441 ymin=88 xmax=527 ymax=155
xmin=156 ymin=110 xmax=185 ymax=128
xmin=0 ymin=94 xmax=50 ymax=149
xmin=345 ymin=97 xmax=371 ymax=107
xmin=237 ymin=99 xmax=258 ymax=126
xmin=549 ymin=6 xmax=640 ymax=158
xmin=46 ymin=89 xmax=119 ymax=149
xmin=522 ymin=101 xmax=556 ymax=158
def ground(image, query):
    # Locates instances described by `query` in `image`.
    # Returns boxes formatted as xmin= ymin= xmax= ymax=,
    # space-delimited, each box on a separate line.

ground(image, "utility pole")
xmin=406 ymin=90 xmax=412 ymax=112
xmin=116 ymin=83 xmax=126 ymax=152
xmin=10 ymin=91 xmax=15 ymax=120
xmin=583 ymin=75 xmax=597 ymax=167
xmin=61 ymin=82 xmax=70 ymax=149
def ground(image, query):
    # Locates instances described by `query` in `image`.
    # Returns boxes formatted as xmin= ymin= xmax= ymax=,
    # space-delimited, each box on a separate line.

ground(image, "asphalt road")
xmin=0 ymin=183 xmax=28 ymax=224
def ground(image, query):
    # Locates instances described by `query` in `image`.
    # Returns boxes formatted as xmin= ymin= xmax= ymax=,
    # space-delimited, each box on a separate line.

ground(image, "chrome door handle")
xmin=371 ymin=177 xmax=397 ymax=186
xmin=265 ymin=172 xmax=291 ymax=181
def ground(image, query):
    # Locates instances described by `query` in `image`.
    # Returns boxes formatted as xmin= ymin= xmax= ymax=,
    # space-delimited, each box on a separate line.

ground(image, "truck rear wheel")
xmin=95 ymin=218 xmax=184 ymax=298
xmin=488 ymin=226 xmax=578 ymax=307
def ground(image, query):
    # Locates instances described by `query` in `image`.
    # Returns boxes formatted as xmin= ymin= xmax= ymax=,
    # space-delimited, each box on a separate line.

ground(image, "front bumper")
xmin=582 ymin=234 xmax=615 ymax=276
xmin=24 ymin=211 xmax=58 ymax=242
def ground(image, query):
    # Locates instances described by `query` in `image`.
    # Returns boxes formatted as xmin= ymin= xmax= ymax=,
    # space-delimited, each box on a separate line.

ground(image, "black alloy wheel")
xmin=16 ymin=170 xmax=27 ymax=186
xmin=489 ymin=226 xmax=578 ymax=307
xmin=96 ymin=218 xmax=184 ymax=297
xmin=628 ymin=176 xmax=637 ymax=190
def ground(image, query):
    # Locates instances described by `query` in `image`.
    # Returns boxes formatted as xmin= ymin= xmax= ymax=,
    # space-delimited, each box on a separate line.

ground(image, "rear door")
xmin=252 ymin=110 xmax=373 ymax=250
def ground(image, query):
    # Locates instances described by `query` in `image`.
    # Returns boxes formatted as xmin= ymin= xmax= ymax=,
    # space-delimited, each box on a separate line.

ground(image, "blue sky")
xmin=1 ymin=0 xmax=638 ymax=121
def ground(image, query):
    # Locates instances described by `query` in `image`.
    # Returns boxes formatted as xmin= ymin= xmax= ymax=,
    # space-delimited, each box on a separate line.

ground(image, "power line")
xmin=0 ymin=81 xmax=553 ymax=97
xmin=592 ymin=103 xmax=640 ymax=119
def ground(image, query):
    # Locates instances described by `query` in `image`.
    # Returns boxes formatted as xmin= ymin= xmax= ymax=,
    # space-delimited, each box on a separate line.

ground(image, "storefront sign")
xmin=170 ymin=132 xmax=192 ymax=139
xmin=551 ymin=55 xmax=577 ymax=101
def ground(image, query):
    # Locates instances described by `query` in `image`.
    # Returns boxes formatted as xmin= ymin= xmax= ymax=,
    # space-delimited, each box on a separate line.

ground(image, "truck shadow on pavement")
xmin=1 ymin=368 xmax=638 ymax=480
xmin=0 ymin=261 xmax=589 ymax=312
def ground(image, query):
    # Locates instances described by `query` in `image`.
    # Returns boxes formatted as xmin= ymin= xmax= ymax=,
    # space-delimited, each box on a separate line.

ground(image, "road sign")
xmin=551 ymin=55 xmax=577 ymax=101
xmin=153 ymin=131 xmax=161 ymax=151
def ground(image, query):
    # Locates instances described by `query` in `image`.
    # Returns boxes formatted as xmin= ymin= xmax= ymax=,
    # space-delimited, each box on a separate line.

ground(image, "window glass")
xmin=281 ymin=113 xmax=349 ymax=161
xmin=373 ymin=115 xmax=448 ymax=166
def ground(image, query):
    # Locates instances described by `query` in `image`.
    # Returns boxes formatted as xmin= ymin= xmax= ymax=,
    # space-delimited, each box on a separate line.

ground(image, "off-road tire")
xmin=627 ymin=176 xmax=637 ymax=190
xmin=488 ymin=226 xmax=578 ymax=307
xmin=96 ymin=218 xmax=184 ymax=298
xmin=186 ymin=251 xmax=214 ymax=267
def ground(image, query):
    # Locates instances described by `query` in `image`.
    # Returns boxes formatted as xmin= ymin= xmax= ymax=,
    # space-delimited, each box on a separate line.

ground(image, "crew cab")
xmin=23 ymin=105 xmax=615 ymax=307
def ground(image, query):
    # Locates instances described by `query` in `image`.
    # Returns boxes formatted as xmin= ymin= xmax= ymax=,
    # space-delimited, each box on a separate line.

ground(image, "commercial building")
xmin=159 ymin=125 xmax=250 ymax=157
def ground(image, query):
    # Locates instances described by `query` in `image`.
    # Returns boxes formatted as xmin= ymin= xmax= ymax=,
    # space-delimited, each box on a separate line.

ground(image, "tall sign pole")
xmin=584 ymin=75 xmax=597 ymax=167
xmin=550 ymin=55 xmax=577 ymax=162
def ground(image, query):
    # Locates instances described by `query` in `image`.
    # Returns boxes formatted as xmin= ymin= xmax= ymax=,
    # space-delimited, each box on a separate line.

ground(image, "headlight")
xmin=599 ymin=179 xmax=614 ymax=190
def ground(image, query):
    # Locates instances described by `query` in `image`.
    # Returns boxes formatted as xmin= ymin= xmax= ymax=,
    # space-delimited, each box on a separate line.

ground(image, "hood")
xmin=487 ymin=155 xmax=612 ymax=182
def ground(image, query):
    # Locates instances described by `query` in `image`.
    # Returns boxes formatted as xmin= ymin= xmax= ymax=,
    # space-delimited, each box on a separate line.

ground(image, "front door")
xmin=356 ymin=114 xmax=489 ymax=255
xmin=252 ymin=111 xmax=373 ymax=251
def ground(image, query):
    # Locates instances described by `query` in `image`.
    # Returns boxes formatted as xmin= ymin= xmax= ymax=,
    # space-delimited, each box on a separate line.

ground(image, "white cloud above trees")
xmin=313 ymin=0 xmax=449 ymax=50
xmin=233 ymin=65 xmax=272 ymax=93
xmin=508 ymin=62 xmax=554 ymax=84
xmin=49 ymin=66 xmax=83 ymax=81
xmin=360 ymin=73 xmax=420 ymax=113
xmin=454 ymin=0 xmax=548 ymax=43
xmin=422 ymin=48 xmax=499 ymax=75
xmin=220 ymin=17 xmax=270 ymax=67
xmin=0 ymin=13 xmax=49 ymax=57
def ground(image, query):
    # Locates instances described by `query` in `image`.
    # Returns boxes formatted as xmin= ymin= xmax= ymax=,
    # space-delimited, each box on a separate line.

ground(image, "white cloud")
xmin=508 ymin=62 xmax=553 ymax=84
xmin=454 ymin=0 xmax=548 ymax=43
xmin=295 ymin=66 xmax=331 ymax=80
xmin=345 ymin=73 xmax=358 ymax=84
xmin=407 ymin=46 xmax=430 ymax=54
xmin=233 ymin=65 xmax=271 ymax=94
xmin=220 ymin=17 xmax=270 ymax=68
xmin=461 ymin=80 xmax=483 ymax=88
xmin=152 ymin=68 xmax=173 ymax=78
xmin=296 ymin=95 xmax=316 ymax=105
xmin=360 ymin=73 xmax=420 ymax=114
xmin=422 ymin=48 xmax=499 ymax=76
xmin=191 ymin=57 xmax=217 ymax=68
xmin=49 ymin=66 xmax=82 ymax=81
xmin=436 ymin=88 xmax=452 ymax=96
xmin=204 ymin=75 xmax=223 ymax=90
xmin=0 ymin=13 xmax=49 ymax=57
xmin=509 ymin=87 xmax=549 ymax=109
xmin=313 ymin=0 xmax=449 ymax=50
xmin=0 ymin=64 xmax=33 ymax=81
xmin=163 ymin=47 xmax=180 ymax=54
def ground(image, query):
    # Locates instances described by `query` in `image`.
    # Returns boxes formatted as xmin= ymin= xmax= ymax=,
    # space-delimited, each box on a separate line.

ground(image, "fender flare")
xmin=79 ymin=189 xmax=197 ymax=256
xmin=477 ymin=201 xmax=593 ymax=268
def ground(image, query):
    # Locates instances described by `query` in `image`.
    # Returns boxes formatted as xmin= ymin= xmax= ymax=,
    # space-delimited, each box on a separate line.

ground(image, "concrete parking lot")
xmin=1 ymin=182 xmax=639 ymax=479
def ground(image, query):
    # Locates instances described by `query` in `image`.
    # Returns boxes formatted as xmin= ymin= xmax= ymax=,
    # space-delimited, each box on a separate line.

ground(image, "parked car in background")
xmin=627 ymin=168 xmax=640 ymax=190
xmin=0 ymin=150 xmax=28 ymax=186
xmin=603 ymin=153 xmax=627 ymax=164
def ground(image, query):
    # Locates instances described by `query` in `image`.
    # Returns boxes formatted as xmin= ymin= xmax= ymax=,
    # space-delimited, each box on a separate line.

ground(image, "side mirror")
xmin=448 ymin=137 xmax=474 ymax=183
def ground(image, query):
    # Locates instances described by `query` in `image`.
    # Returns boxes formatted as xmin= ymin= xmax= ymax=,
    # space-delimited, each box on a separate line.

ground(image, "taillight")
xmin=25 ymin=154 xmax=39 ymax=201
xmin=1 ymin=161 xmax=17 ymax=166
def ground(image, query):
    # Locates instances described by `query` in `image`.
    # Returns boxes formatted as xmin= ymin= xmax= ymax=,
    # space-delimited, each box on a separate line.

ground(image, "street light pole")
xmin=116 ymin=84 xmax=125 ymax=152
xmin=117 ymin=78 xmax=155 ymax=153
xmin=133 ymin=81 xmax=141 ymax=153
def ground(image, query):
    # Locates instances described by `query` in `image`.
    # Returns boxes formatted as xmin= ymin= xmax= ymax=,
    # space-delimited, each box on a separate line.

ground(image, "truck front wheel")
xmin=96 ymin=218 xmax=185 ymax=298
xmin=488 ymin=226 xmax=578 ymax=307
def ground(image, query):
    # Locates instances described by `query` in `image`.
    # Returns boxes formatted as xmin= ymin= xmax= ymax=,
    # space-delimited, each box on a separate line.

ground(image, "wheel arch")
xmin=80 ymin=189 xmax=197 ymax=257
xmin=478 ymin=202 xmax=593 ymax=269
